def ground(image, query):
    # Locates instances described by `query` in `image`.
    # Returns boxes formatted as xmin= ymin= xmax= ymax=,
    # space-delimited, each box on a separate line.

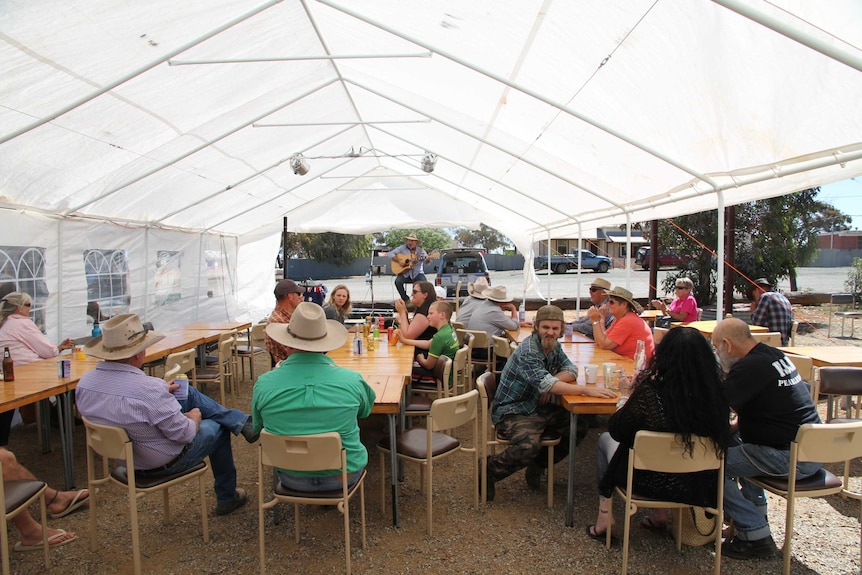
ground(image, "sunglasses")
xmin=608 ymin=298 xmax=622 ymax=305
xmin=589 ymin=287 xmax=604 ymax=293
xmin=675 ymin=285 xmax=688 ymax=290
xmin=22 ymin=303 xmax=32 ymax=307
xmin=412 ymin=289 xmax=422 ymax=294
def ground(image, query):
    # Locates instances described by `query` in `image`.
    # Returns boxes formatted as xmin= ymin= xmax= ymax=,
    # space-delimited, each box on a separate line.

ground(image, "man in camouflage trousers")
xmin=485 ymin=305 xmax=615 ymax=501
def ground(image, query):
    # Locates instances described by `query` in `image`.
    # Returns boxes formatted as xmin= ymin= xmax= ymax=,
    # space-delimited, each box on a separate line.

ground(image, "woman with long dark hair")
xmin=587 ymin=326 xmax=731 ymax=540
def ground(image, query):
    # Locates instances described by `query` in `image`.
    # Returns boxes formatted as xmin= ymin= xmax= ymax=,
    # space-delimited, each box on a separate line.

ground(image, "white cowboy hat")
xmin=265 ymin=301 xmax=348 ymax=353
xmin=84 ymin=313 xmax=165 ymax=360
xmin=467 ymin=277 xmax=490 ymax=298
xmin=484 ymin=286 xmax=513 ymax=303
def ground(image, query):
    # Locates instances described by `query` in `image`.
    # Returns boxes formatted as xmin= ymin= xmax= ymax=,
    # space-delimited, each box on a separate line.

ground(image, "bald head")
xmin=712 ymin=318 xmax=757 ymax=370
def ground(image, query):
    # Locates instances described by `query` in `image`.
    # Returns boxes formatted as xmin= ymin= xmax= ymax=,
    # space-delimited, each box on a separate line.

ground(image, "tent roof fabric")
xmin=2 ymin=0 xmax=862 ymax=252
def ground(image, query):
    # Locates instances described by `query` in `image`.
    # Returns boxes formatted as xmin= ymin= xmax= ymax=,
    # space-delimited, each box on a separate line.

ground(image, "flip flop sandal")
xmin=586 ymin=524 xmax=619 ymax=545
xmin=14 ymin=529 xmax=77 ymax=552
xmin=48 ymin=489 xmax=89 ymax=519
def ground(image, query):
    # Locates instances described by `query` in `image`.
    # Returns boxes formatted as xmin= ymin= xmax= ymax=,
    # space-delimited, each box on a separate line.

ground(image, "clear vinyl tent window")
xmin=0 ymin=246 xmax=48 ymax=332
xmin=154 ymin=250 xmax=182 ymax=306
xmin=83 ymin=249 xmax=130 ymax=322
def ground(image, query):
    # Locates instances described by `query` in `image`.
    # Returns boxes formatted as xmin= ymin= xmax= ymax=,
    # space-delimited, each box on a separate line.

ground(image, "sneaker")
xmin=240 ymin=418 xmax=260 ymax=443
xmin=215 ymin=488 xmax=248 ymax=516
xmin=723 ymin=535 xmax=778 ymax=559
xmin=525 ymin=462 xmax=542 ymax=491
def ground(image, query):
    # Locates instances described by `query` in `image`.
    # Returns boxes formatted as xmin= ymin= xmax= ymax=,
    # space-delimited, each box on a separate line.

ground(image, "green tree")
xmin=845 ymin=257 xmax=862 ymax=303
xmin=651 ymin=188 xmax=847 ymax=303
xmin=375 ymin=229 xmax=452 ymax=253
xmin=453 ymin=224 xmax=510 ymax=253
xmin=283 ymin=232 xmax=371 ymax=266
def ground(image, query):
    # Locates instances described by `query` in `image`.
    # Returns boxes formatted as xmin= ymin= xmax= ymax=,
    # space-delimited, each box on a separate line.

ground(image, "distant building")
xmin=813 ymin=230 xmax=862 ymax=266
xmin=532 ymin=228 xmax=647 ymax=268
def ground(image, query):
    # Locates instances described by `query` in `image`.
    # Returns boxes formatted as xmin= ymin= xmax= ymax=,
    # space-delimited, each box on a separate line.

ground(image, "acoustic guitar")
xmin=391 ymin=250 xmax=440 ymax=275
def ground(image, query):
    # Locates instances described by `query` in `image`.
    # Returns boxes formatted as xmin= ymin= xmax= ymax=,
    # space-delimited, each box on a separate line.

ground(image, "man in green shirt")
xmin=252 ymin=302 xmax=376 ymax=491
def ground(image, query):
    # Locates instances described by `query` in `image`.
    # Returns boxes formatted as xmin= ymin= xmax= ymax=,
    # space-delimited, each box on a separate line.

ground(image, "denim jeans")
xmin=138 ymin=386 xmax=247 ymax=505
xmin=278 ymin=469 xmax=364 ymax=492
xmin=724 ymin=439 xmax=821 ymax=541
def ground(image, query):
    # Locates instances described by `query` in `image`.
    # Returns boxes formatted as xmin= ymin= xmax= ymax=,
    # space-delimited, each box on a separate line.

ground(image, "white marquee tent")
xmin=2 ymin=0 xmax=862 ymax=341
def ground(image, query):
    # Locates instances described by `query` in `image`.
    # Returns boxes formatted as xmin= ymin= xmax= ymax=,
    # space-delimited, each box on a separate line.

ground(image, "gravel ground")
xmin=6 ymin=305 xmax=862 ymax=575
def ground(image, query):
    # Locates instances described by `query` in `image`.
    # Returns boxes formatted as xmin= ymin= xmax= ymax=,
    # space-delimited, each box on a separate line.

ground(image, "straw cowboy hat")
xmin=753 ymin=277 xmax=773 ymax=288
xmin=467 ymin=276 xmax=490 ymax=298
xmin=84 ymin=313 xmax=165 ymax=360
xmin=265 ymin=301 xmax=348 ymax=353
xmin=589 ymin=277 xmax=611 ymax=291
xmin=403 ymin=234 xmax=421 ymax=242
xmin=484 ymin=286 xmax=513 ymax=303
xmin=606 ymin=286 xmax=643 ymax=314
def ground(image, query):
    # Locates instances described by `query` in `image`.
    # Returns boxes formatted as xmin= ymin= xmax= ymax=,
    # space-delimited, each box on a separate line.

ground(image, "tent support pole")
xmin=0 ymin=0 xmax=283 ymax=146
xmin=712 ymin=0 xmax=862 ymax=74
xmin=56 ymin=220 xmax=63 ymax=339
xmin=716 ymin=193 xmax=726 ymax=320
xmin=143 ymin=227 xmax=150 ymax=322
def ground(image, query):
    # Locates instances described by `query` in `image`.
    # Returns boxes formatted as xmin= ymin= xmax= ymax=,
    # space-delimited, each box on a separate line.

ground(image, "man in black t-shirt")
xmin=711 ymin=319 xmax=821 ymax=560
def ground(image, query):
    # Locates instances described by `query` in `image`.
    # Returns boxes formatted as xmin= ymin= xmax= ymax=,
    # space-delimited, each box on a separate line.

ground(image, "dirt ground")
xmin=6 ymin=306 xmax=862 ymax=574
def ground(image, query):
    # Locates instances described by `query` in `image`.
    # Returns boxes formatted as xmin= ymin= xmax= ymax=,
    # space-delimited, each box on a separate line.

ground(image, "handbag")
xmin=655 ymin=315 xmax=673 ymax=329
xmin=671 ymin=506 xmax=718 ymax=547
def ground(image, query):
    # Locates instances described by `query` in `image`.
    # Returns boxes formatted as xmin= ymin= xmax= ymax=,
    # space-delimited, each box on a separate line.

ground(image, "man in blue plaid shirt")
xmin=485 ymin=305 xmax=615 ymax=501
xmin=748 ymin=278 xmax=794 ymax=345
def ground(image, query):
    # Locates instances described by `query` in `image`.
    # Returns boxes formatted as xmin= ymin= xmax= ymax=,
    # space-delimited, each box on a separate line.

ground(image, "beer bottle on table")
xmin=2 ymin=347 xmax=13 ymax=382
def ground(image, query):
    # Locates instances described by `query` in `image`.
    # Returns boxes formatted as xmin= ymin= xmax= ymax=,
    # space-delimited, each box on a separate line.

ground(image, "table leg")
xmin=388 ymin=413 xmax=399 ymax=527
xmin=566 ymin=412 xmax=579 ymax=527
xmin=39 ymin=399 xmax=52 ymax=454
xmin=56 ymin=391 xmax=76 ymax=490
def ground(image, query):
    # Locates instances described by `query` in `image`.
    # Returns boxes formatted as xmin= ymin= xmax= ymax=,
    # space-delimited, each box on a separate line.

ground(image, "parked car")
xmin=533 ymin=249 xmax=612 ymax=274
xmin=635 ymin=246 xmax=690 ymax=270
xmin=434 ymin=248 xmax=490 ymax=297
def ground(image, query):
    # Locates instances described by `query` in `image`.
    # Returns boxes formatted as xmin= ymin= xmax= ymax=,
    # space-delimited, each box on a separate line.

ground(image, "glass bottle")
xmin=518 ymin=299 xmax=526 ymax=322
xmin=91 ymin=319 xmax=102 ymax=339
xmin=2 ymin=347 xmax=13 ymax=382
xmin=634 ymin=339 xmax=646 ymax=374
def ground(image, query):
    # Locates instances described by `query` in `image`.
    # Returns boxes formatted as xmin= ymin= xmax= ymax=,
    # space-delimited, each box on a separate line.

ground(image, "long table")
xmin=560 ymin=345 xmax=634 ymax=527
xmin=508 ymin=326 xmax=594 ymax=345
xmin=779 ymin=346 xmax=862 ymax=367
xmin=327 ymin=336 xmax=413 ymax=526
xmin=7 ymin=355 xmax=100 ymax=488
xmin=679 ymin=320 xmax=768 ymax=338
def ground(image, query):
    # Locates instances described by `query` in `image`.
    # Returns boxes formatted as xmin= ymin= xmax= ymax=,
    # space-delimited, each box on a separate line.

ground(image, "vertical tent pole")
xmin=282 ymin=217 xmax=288 ymax=280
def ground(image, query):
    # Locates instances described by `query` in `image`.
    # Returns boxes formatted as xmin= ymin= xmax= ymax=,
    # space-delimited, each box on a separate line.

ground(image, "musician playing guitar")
xmin=390 ymin=233 xmax=431 ymax=303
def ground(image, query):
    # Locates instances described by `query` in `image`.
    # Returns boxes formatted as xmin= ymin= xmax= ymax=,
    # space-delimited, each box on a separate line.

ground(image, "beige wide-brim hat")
xmin=265 ymin=301 xmax=348 ymax=353
xmin=84 ymin=313 xmax=165 ymax=360
xmin=467 ymin=277 xmax=490 ymax=298
xmin=403 ymin=234 xmax=421 ymax=242
xmin=590 ymin=277 xmax=611 ymax=290
xmin=607 ymin=286 xmax=643 ymax=314
xmin=484 ymin=286 xmax=513 ymax=303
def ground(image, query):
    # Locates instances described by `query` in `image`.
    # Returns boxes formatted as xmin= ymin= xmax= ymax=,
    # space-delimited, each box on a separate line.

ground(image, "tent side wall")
xmin=0 ymin=210 xmax=240 ymax=343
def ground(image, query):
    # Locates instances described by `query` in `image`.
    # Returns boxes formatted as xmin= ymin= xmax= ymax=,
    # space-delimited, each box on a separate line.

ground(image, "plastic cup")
xmin=584 ymin=363 xmax=598 ymax=384
xmin=602 ymin=362 xmax=616 ymax=387
xmin=565 ymin=322 xmax=574 ymax=341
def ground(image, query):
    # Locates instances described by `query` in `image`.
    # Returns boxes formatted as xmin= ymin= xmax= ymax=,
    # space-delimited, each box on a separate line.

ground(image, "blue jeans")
xmin=138 ymin=387 xmax=248 ymax=505
xmin=724 ymin=439 xmax=821 ymax=541
xmin=278 ymin=469 xmax=364 ymax=492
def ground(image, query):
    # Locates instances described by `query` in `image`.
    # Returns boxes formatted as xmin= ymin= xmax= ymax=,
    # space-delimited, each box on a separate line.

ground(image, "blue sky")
xmin=819 ymin=177 xmax=862 ymax=230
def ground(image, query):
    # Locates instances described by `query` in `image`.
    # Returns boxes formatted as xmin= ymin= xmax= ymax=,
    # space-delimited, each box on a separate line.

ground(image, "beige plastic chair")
xmin=451 ymin=321 xmax=465 ymax=332
xmin=749 ymin=422 xmax=862 ymax=575
xmin=164 ymin=347 xmax=197 ymax=389
xmin=405 ymin=356 xmax=452 ymax=417
xmin=476 ymin=372 xmax=559 ymax=508
xmin=162 ymin=363 xmax=182 ymax=384
xmin=783 ymin=353 xmax=816 ymax=400
xmin=377 ymin=389 xmax=479 ymax=535
xmin=457 ymin=330 xmax=476 ymax=380
xmin=491 ymin=335 xmax=515 ymax=378
xmin=608 ymin=431 xmax=724 ymax=575
xmin=82 ymin=417 xmax=209 ymax=575
xmin=452 ymin=345 xmax=471 ymax=395
xmin=653 ymin=326 xmax=669 ymax=345
xmin=790 ymin=320 xmax=799 ymax=346
xmin=815 ymin=366 xmax=862 ymax=421
xmin=237 ymin=323 xmax=268 ymax=382
xmin=751 ymin=331 xmax=783 ymax=347
xmin=696 ymin=307 xmax=704 ymax=321
xmin=196 ymin=331 xmax=237 ymax=405
xmin=0 ymin=459 xmax=50 ymax=575
xmin=258 ymin=431 xmax=366 ymax=575
xmin=462 ymin=329 xmax=491 ymax=376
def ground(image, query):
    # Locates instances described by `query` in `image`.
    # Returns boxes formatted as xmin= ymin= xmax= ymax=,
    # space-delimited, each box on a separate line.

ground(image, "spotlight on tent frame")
xmin=290 ymin=153 xmax=309 ymax=176
xmin=420 ymin=152 xmax=437 ymax=173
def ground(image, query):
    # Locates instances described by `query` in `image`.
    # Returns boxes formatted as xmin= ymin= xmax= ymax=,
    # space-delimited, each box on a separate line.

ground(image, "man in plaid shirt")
xmin=748 ymin=278 xmax=794 ymax=345
xmin=485 ymin=305 xmax=615 ymax=501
